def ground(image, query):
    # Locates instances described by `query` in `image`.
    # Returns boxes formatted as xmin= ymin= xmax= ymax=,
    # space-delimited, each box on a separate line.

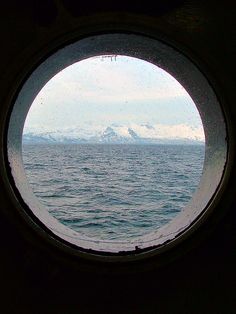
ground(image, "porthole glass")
xmin=22 ymin=55 xmax=205 ymax=242
xmin=7 ymin=34 xmax=227 ymax=258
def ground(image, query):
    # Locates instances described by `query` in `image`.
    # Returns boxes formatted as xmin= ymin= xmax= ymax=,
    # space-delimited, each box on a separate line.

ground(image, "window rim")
xmin=5 ymin=32 xmax=228 ymax=262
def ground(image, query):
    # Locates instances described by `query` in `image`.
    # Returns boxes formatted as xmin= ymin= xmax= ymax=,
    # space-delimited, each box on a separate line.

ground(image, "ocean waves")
xmin=22 ymin=144 xmax=204 ymax=241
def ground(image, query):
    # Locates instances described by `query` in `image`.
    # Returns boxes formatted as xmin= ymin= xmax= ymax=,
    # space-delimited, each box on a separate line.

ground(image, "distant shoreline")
xmin=22 ymin=141 xmax=205 ymax=146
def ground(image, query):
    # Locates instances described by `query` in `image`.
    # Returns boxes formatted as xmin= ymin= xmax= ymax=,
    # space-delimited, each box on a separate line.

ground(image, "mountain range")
xmin=23 ymin=124 xmax=204 ymax=145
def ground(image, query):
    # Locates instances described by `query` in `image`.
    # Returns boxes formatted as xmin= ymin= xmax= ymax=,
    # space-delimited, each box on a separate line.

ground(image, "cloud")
xmin=129 ymin=123 xmax=205 ymax=141
xmin=33 ymin=55 xmax=189 ymax=106
xmin=25 ymin=55 xmax=202 ymax=132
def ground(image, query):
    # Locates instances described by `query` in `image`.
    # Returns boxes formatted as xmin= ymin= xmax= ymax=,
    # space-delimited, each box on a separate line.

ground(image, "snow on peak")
xmin=23 ymin=123 xmax=205 ymax=144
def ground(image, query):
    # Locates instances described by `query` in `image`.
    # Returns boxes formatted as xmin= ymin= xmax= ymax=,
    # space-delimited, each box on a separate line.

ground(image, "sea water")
xmin=22 ymin=144 xmax=205 ymax=240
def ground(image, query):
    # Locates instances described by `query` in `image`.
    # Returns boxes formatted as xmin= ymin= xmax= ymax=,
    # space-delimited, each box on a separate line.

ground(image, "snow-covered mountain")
xmin=23 ymin=123 xmax=205 ymax=145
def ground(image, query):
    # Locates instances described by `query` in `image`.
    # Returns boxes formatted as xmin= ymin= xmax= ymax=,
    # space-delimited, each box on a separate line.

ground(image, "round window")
xmin=7 ymin=34 xmax=227 ymax=259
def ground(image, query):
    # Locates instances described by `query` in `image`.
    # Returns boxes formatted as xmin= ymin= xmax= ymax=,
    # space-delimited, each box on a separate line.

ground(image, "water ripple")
xmin=23 ymin=144 xmax=204 ymax=241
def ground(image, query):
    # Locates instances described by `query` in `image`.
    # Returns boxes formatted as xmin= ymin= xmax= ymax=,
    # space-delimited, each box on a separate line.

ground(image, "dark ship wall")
xmin=0 ymin=1 xmax=235 ymax=313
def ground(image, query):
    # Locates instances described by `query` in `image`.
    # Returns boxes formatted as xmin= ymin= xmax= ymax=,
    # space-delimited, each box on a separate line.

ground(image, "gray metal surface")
xmin=7 ymin=33 xmax=227 ymax=258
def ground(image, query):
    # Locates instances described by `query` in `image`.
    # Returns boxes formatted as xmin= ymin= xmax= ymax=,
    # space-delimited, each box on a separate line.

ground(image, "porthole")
xmin=7 ymin=33 xmax=227 ymax=260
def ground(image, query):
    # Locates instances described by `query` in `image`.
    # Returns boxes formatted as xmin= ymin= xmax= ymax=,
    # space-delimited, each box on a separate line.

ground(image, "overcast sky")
xmin=24 ymin=55 xmax=203 ymax=134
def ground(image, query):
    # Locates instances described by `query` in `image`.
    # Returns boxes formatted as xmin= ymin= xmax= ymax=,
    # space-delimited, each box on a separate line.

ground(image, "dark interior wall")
xmin=0 ymin=1 xmax=235 ymax=313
